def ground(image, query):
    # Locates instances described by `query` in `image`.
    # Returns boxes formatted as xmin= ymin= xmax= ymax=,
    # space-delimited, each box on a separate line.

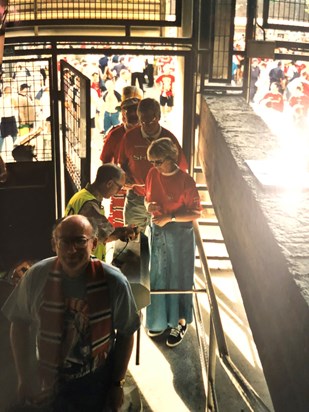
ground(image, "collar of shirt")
xmin=141 ymin=125 xmax=162 ymax=142
xmin=85 ymin=183 xmax=103 ymax=203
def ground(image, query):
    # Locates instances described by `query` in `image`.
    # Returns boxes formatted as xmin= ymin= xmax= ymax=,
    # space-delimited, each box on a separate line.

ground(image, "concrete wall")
xmin=198 ymin=96 xmax=309 ymax=411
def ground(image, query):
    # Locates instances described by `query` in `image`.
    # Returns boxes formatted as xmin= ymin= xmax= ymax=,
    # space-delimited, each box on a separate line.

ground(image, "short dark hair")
xmin=94 ymin=163 xmax=124 ymax=184
xmin=137 ymin=98 xmax=161 ymax=119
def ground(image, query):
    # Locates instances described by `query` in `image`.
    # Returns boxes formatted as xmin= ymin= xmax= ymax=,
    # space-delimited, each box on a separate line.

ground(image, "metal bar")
xmin=150 ymin=289 xmax=207 ymax=294
xmin=135 ymin=326 xmax=141 ymax=366
xmin=193 ymin=285 xmax=210 ymax=412
xmin=207 ymin=317 xmax=218 ymax=411
xmin=221 ymin=356 xmax=271 ymax=412
xmin=193 ymin=220 xmax=229 ymax=356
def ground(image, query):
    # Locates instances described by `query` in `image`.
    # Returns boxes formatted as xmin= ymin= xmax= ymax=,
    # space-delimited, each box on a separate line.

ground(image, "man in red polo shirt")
xmin=118 ymin=97 xmax=188 ymax=231
xmin=100 ymin=86 xmax=142 ymax=227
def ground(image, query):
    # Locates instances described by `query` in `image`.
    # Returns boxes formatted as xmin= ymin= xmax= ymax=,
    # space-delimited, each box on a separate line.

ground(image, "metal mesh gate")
xmin=0 ymin=58 xmax=52 ymax=163
xmin=209 ymin=0 xmax=236 ymax=83
xmin=263 ymin=0 xmax=309 ymax=30
xmin=60 ymin=60 xmax=91 ymax=201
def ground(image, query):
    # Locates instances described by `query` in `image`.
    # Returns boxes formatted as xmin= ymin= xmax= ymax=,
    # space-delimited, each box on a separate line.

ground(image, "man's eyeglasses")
xmin=149 ymin=159 xmax=165 ymax=166
xmin=113 ymin=180 xmax=123 ymax=191
xmin=55 ymin=237 xmax=93 ymax=250
xmin=140 ymin=116 xmax=157 ymax=127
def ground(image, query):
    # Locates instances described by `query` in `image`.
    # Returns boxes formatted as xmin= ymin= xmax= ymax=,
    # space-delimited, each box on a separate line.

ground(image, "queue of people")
xmin=99 ymin=92 xmax=201 ymax=348
xmin=0 ymin=84 xmax=201 ymax=411
xmin=64 ymin=53 xmax=177 ymax=137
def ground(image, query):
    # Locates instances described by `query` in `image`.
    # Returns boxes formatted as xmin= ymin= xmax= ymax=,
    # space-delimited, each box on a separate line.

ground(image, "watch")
xmin=171 ymin=213 xmax=176 ymax=222
xmin=113 ymin=378 xmax=126 ymax=388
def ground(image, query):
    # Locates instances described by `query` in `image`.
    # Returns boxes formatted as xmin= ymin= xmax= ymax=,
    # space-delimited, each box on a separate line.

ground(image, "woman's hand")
xmin=147 ymin=202 xmax=161 ymax=213
xmin=152 ymin=214 xmax=171 ymax=227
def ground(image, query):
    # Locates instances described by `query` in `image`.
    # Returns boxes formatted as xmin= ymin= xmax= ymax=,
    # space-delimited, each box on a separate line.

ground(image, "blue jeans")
xmin=103 ymin=111 xmax=120 ymax=134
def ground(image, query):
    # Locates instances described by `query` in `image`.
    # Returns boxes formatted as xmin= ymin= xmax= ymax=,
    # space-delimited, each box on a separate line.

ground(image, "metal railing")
xmin=193 ymin=220 xmax=271 ymax=412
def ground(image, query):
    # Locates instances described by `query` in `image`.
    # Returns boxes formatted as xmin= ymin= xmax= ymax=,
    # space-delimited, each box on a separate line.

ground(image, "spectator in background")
xmin=259 ymin=82 xmax=284 ymax=112
xmin=101 ymin=80 xmax=121 ymax=135
xmin=155 ymin=63 xmax=175 ymax=120
xmin=12 ymin=63 xmax=31 ymax=90
xmin=156 ymin=56 xmax=174 ymax=75
xmin=289 ymin=83 xmax=309 ymax=127
xmin=286 ymin=68 xmax=309 ymax=99
xmin=0 ymin=85 xmax=18 ymax=152
xmin=98 ymin=55 xmax=113 ymax=91
xmin=112 ymin=56 xmax=128 ymax=79
xmin=129 ymin=56 xmax=145 ymax=93
xmin=115 ymin=69 xmax=131 ymax=95
xmin=249 ymin=58 xmax=260 ymax=102
xmin=91 ymin=71 xmax=102 ymax=98
xmin=269 ymin=61 xmax=285 ymax=93
xmin=17 ymin=83 xmax=36 ymax=136
xmin=144 ymin=56 xmax=154 ymax=88
xmin=232 ymin=44 xmax=244 ymax=85
xmin=254 ymin=61 xmax=270 ymax=103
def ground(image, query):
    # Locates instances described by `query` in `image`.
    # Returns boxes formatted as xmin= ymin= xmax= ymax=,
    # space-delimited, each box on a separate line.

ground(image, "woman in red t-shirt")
xmin=145 ymin=138 xmax=201 ymax=347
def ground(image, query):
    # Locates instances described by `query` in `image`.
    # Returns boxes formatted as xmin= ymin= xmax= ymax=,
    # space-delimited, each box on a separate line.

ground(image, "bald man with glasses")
xmin=2 ymin=215 xmax=140 ymax=411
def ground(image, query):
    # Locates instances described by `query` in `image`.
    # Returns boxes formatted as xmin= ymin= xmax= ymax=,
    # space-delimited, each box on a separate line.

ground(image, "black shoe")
xmin=147 ymin=329 xmax=165 ymax=337
xmin=166 ymin=323 xmax=187 ymax=347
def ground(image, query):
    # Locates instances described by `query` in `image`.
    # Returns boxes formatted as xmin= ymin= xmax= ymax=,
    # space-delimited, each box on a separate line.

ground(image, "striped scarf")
xmin=38 ymin=258 xmax=113 ymax=393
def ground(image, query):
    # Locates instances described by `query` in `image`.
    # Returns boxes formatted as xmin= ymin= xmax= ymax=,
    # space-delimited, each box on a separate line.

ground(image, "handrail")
xmin=193 ymin=220 xmax=271 ymax=412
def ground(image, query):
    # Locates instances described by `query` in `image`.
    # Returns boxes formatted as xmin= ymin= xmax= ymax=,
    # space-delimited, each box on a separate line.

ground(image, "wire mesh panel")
xmin=264 ymin=0 xmax=309 ymax=30
xmin=209 ymin=0 xmax=236 ymax=83
xmin=60 ymin=60 xmax=91 ymax=197
xmin=6 ymin=0 xmax=180 ymax=26
xmin=0 ymin=58 xmax=52 ymax=163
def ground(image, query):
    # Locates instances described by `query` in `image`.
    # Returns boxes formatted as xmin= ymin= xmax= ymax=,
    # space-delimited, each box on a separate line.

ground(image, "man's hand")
xmin=107 ymin=226 xmax=137 ymax=242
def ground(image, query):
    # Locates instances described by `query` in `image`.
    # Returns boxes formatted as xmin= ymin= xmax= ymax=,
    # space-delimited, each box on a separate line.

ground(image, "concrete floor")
xmin=124 ymin=263 xmax=274 ymax=412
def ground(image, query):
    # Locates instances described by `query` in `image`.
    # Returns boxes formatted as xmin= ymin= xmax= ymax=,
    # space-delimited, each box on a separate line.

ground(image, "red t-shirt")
xmin=145 ymin=167 xmax=201 ymax=215
xmin=119 ymin=126 xmax=188 ymax=196
xmin=260 ymin=92 xmax=284 ymax=112
xmin=289 ymin=94 xmax=309 ymax=115
xmin=156 ymin=74 xmax=175 ymax=97
xmin=91 ymin=82 xmax=101 ymax=98
xmin=100 ymin=124 xmax=126 ymax=163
